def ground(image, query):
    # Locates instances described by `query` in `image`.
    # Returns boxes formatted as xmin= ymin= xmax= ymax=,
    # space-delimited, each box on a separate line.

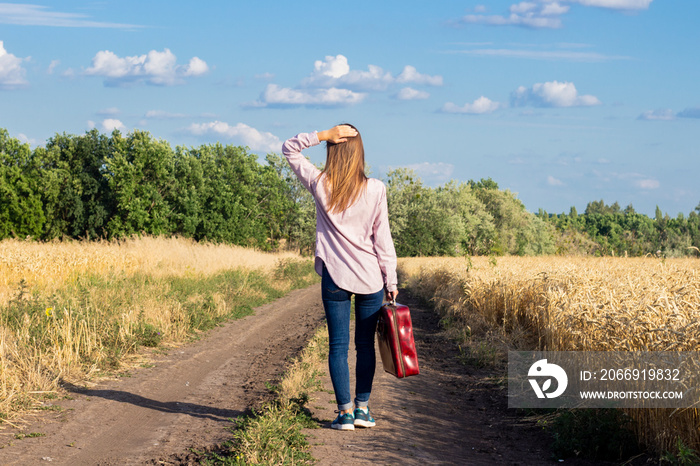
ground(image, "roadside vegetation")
xmin=0 ymin=236 xmax=318 ymax=424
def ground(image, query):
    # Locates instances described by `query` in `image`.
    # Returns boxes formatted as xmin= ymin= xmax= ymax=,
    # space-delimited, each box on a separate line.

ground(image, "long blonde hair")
xmin=320 ymin=124 xmax=367 ymax=214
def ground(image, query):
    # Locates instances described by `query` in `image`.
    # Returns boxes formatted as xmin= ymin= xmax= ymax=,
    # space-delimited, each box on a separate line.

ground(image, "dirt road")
xmin=1 ymin=284 xmax=606 ymax=465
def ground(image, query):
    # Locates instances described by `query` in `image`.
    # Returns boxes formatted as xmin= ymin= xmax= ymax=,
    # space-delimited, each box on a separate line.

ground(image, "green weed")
xmin=661 ymin=438 xmax=700 ymax=466
xmin=14 ymin=432 xmax=46 ymax=440
xmin=205 ymin=400 xmax=315 ymax=465
xmin=36 ymin=405 xmax=62 ymax=412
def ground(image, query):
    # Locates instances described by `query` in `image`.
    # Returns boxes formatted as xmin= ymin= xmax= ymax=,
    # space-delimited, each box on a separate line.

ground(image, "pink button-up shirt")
xmin=282 ymin=131 xmax=397 ymax=295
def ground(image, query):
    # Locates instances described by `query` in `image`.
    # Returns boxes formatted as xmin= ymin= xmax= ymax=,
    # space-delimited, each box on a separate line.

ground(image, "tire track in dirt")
xmin=0 ymin=284 xmax=324 ymax=466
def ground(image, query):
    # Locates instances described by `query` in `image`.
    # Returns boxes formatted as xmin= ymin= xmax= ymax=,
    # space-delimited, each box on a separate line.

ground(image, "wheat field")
xmin=0 ymin=237 xmax=312 ymax=425
xmin=398 ymin=255 xmax=700 ymax=455
xmin=0 ymin=236 xmax=303 ymax=307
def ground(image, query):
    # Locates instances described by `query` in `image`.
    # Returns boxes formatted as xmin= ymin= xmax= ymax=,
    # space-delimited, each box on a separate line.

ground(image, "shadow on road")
xmin=61 ymin=381 xmax=243 ymax=423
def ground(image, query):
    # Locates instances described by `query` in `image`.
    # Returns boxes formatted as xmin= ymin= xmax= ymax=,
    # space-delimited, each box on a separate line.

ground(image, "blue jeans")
xmin=321 ymin=265 xmax=384 ymax=411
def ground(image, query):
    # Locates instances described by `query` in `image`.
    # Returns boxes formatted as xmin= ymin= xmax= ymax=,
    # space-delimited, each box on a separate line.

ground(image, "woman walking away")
xmin=282 ymin=124 xmax=398 ymax=431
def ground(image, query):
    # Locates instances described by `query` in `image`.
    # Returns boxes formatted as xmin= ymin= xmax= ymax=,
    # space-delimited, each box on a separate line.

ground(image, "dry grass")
xmin=398 ymin=255 xmax=700 ymax=455
xmin=0 ymin=236 xmax=302 ymax=307
xmin=277 ymin=327 xmax=328 ymax=404
xmin=0 ymin=236 xmax=315 ymax=425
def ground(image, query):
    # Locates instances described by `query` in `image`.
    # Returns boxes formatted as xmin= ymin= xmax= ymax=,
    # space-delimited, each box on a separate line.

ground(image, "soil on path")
xmin=0 ymin=284 xmax=325 ymax=466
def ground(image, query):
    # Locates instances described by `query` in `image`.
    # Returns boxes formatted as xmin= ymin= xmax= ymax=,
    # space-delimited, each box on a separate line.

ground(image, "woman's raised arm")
xmin=317 ymin=125 xmax=358 ymax=144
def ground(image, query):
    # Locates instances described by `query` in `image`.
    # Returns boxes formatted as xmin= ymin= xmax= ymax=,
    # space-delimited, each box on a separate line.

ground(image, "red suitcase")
xmin=376 ymin=301 xmax=419 ymax=378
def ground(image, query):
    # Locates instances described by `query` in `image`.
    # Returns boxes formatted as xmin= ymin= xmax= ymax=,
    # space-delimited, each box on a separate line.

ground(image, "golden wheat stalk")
xmin=398 ymin=255 xmax=700 ymax=455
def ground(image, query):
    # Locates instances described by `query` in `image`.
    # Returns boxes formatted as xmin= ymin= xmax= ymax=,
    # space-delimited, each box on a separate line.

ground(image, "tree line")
xmin=0 ymin=128 xmax=294 ymax=249
xmin=1 ymin=128 xmax=698 ymax=257
xmin=539 ymin=201 xmax=700 ymax=257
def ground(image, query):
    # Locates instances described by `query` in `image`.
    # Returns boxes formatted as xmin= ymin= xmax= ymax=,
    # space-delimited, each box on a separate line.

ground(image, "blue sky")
xmin=1 ymin=0 xmax=698 ymax=217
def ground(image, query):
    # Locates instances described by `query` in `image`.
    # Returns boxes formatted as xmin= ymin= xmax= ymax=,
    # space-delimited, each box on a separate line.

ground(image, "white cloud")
xmin=571 ymin=0 xmax=653 ymax=10
xmin=257 ymin=84 xmax=366 ymax=107
xmin=303 ymin=56 xmax=393 ymax=91
xmin=510 ymin=2 xmax=537 ymax=14
xmin=542 ymin=2 xmax=570 ymax=15
xmin=47 ymin=59 xmax=60 ymax=74
xmin=101 ymin=119 xmax=125 ymax=132
xmin=84 ymin=48 xmax=209 ymax=86
xmin=182 ymin=56 xmax=209 ymax=76
xmin=635 ymin=179 xmax=660 ymax=189
xmin=463 ymin=14 xmax=562 ymax=29
xmin=257 ymin=55 xmax=441 ymax=108
xmin=474 ymin=5 xmax=487 ymax=13
xmin=338 ymin=65 xmax=395 ymax=91
xmin=301 ymin=55 xmax=441 ymax=91
xmin=461 ymin=2 xmax=566 ymax=29
xmin=594 ymin=170 xmax=661 ymax=190
xmin=0 ymin=3 xmax=141 ymax=28
xmin=97 ymin=107 xmax=120 ymax=116
xmin=186 ymin=121 xmax=281 ymax=153
xmin=396 ymin=66 xmax=443 ymax=86
xmin=441 ymin=96 xmax=501 ymax=114
xmin=547 ymin=175 xmax=565 ymax=186
xmin=395 ymin=87 xmax=430 ymax=100
xmin=556 ymin=153 xmax=583 ymax=165
xmin=637 ymin=109 xmax=675 ymax=121
xmin=448 ymin=47 xmax=630 ymax=62
xmin=145 ymin=110 xmax=187 ymax=119
xmin=312 ymin=55 xmax=350 ymax=79
xmin=459 ymin=0 xmax=651 ymax=29
xmin=511 ymin=81 xmax=601 ymax=107
xmin=638 ymin=106 xmax=700 ymax=120
xmin=0 ymin=41 xmax=28 ymax=89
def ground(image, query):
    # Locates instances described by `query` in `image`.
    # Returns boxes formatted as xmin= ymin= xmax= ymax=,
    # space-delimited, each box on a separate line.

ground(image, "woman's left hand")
xmin=318 ymin=125 xmax=357 ymax=144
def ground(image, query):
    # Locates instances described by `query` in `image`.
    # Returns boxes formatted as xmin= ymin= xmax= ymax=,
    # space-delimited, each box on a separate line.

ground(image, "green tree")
xmin=184 ymin=143 xmax=274 ymax=248
xmin=104 ymin=130 xmax=176 ymax=237
xmin=386 ymin=169 xmax=461 ymax=256
xmin=170 ymin=145 xmax=205 ymax=238
xmin=570 ymin=206 xmax=578 ymax=219
xmin=256 ymin=157 xmax=297 ymax=249
xmin=470 ymin=179 xmax=548 ymax=255
xmin=442 ymin=181 xmax=497 ymax=256
xmin=688 ymin=209 xmax=700 ymax=254
xmin=0 ymin=129 xmax=45 ymax=238
xmin=265 ymin=152 xmax=315 ymax=254
xmin=35 ymin=129 xmax=113 ymax=239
